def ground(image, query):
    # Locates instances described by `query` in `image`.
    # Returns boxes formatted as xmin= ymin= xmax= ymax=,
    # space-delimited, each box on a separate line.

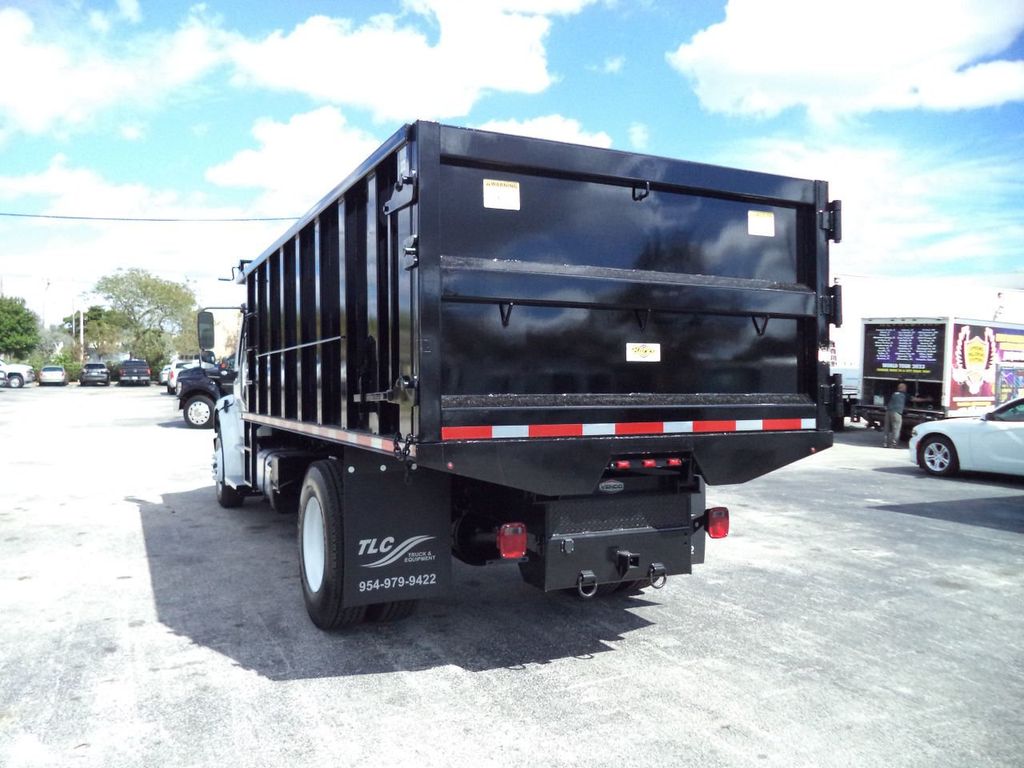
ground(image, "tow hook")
xmin=576 ymin=570 xmax=599 ymax=599
xmin=648 ymin=562 xmax=667 ymax=589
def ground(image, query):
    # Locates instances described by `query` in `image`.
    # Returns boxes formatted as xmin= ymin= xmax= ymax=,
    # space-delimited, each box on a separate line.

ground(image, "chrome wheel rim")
xmin=187 ymin=400 xmax=212 ymax=426
xmin=302 ymin=497 xmax=326 ymax=593
xmin=923 ymin=441 xmax=951 ymax=472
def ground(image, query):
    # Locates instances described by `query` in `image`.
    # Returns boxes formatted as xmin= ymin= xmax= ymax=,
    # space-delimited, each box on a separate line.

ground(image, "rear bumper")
xmin=518 ymin=479 xmax=706 ymax=591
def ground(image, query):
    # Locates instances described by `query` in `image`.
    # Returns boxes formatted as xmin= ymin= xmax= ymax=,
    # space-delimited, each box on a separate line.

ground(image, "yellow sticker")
xmin=483 ymin=179 xmax=520 ymax=211
xmin=748 ymin=210 xmax=775 ymax=237
xmin=626 ymin=342 xmax=661 ymax=362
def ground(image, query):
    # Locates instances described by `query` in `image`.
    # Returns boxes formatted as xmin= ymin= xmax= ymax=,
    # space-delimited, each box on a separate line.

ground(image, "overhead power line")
xmin=0 ymin=211 xmax=299 ymax=222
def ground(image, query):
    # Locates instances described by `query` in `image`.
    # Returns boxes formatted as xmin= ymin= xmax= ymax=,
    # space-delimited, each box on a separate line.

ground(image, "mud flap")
xmin=341 ymin=451 xmax=451 ymax=607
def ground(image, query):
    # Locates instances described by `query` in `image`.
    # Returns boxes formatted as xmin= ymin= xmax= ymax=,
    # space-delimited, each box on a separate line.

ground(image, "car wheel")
xmin=8 ymin=374 xmax=23 ymax=389
xmin=183 ymin=395 xmax=214 ymax=429
xmin=919 ymin=435 xmax=959 ymax=477
xmin=298 ymin=460 xmax=366 ymax=629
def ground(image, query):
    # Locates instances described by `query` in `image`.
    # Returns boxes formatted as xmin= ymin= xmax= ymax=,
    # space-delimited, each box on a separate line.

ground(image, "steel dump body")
xmin=220 ymin=121 xmax=839 ymax=620
xmin=238 ymin=121 xmax=837 ymax=496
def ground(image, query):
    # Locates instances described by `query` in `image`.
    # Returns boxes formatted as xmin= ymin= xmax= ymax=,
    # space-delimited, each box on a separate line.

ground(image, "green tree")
xmin=62 ymin=305 xmax=131 ymax=360
xmin=0 ymin=296 xmax=41 ymax=359
xmin=94 ymin=269 xmax=198 ymax=368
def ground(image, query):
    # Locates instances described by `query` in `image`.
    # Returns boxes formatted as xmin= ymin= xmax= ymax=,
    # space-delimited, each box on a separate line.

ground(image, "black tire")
xmin=183 ymin=395 xmax=214 ymax=429
xmin=214 ymin=438 xmax=244 ymax=508
xmin=365 ymin=600 xmax=418 ymax=622
xmin=7 ymin=374 xmax=23 ymax=389
xmin=298 ymin=460 xmax=366 ymax=629
xmin=918 ymin=435 xmax=959 ymax=477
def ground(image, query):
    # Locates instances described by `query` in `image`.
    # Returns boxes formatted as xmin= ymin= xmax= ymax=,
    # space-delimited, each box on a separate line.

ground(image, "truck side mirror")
xmin=197 ymin=310 xmax=215 ymax=350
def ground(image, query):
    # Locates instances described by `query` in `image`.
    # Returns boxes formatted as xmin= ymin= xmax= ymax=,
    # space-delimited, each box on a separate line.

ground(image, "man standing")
xmin=884 ymin=382 xmax=908 ymax=448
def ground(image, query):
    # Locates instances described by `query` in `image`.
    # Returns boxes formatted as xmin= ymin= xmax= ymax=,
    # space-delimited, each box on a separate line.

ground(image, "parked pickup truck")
xmin=176 ymin=366 xmax=236 ymax=429
xmin=117 ymin=359 xmax=151 ymax=386
xmin=0 ymin=358 xmax=36 ymax=389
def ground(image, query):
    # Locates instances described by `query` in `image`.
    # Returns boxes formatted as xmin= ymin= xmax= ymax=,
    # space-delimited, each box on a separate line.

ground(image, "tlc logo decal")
xmin=358 ymin=537 xmax=395 ymax=556
xmin=359 ymin=535 xmax=436 ymax=568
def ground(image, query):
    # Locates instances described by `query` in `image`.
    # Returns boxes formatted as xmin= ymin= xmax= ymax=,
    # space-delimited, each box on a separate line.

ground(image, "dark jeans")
xmin=883 ymin=410 xmax=903 ymax=447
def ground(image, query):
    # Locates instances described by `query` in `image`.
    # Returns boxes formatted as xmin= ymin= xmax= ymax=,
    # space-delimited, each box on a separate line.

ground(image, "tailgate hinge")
xmin=819 ymin=282 xmax=843 ymax=327
xmin=819 ymin=199 xmax=842 ymax=243
xmin=383 ymin=172 xmax=417 ymax=216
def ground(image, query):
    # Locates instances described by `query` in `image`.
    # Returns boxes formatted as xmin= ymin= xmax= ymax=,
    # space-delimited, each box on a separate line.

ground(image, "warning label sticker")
xmin=483 ymin=179 xmax=521 ymax=211
xmin=626 ymin=342 xmax=661 ymax=362
xmin=748 ymin=210 xmax=775 ymax=237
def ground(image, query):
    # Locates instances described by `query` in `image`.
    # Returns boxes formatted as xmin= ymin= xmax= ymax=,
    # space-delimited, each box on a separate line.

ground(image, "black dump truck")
xmin=202 ymin=121 xmax=843 ymax=629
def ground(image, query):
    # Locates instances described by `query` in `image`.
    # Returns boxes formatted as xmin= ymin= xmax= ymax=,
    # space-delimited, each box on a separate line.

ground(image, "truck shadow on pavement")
xmin=869 ymin=495 xmax=1024 ymax=534
xmin=133 ymin=486 xmax=659 ymax=681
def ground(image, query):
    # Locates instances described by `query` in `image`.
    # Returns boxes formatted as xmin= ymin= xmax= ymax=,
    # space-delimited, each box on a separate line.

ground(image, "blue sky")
xmin=1 ymin=0 xmax=1023 ymax=340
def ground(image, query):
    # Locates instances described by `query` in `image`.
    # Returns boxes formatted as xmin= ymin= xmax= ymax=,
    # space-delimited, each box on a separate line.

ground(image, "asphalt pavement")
xmin=1 ymin=384 xmax=1021 ymax=768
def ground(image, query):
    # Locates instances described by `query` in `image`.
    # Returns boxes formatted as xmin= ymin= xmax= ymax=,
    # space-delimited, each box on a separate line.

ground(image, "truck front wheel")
xmin=214 ymin=437 xmax=244 ymax=508
xmin=298 ymin=460 xmax=366 ymax=629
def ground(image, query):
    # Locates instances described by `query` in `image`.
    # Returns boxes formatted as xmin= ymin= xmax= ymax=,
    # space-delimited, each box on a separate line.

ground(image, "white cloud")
xmin=0 ymin=1 xmax=597 ymax=140
xmin=120 ymin=124 xmax=144 ymax=141
xmin=667 ymin=0 xmax=1024 ymax=120
xmin=627 ymin=121 xmax=648 ymax=150
xmin=475 ymin=114 xmax=612 ymax=147
xmin=0 ymin=157 xmax=275 ymax=322
xmin=228 ymin=0 xmax=598 ymax=121
xmin=600 ymin=55 xmax=624 ymax=74
xmin=717 ymin=137 xmax=1024 ymax=280
xmin=87 ymin=11 xmax=111 ymax=34
xmin=0 ymin=7 xmax=229 ymax=136
xmin=118 ymin=0 xmax=142 ymax=24
xmin=205 ymin=107 xmax=383 ymax=216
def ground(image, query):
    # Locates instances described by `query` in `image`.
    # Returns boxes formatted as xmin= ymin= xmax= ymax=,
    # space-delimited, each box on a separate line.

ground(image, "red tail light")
xmin=497 ymin=522 xmax=527 ymax=559
xmin=706 ymin=507 xmax=730 ymax=539
xmin=641 ymin=459 xmax=657 ymax=468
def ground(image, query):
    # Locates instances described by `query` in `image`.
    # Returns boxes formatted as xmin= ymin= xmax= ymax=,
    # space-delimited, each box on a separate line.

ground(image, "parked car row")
xmin=2 ymin=360 xmax=161 ymax=387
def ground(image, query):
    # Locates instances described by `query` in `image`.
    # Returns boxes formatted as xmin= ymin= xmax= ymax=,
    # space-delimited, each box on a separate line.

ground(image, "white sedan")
xmin=909 ymin=397 xmax=1024 ymax=478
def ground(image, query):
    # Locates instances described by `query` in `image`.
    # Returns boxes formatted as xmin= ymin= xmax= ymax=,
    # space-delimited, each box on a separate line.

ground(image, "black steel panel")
xmin=438 ymin=165 xmax=802 ymax=281
xmin=441 ymin=303 xmax=801 ymax=397
xmin=440 ymin=257 xmax=814 ymax=316
xmin=438 ymin=124 xmax=818 ymax=206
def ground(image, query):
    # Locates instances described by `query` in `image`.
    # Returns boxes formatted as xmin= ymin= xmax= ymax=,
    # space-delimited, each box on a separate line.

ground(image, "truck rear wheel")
xmin=298 ymin=460 xmax=366 ymax=629
xmin=365 ymin=600 xmax=417 ymax=622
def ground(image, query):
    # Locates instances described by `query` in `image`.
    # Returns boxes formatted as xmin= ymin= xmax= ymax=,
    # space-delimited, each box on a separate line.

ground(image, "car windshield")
xmin=43 ymin=366 xmax=62 ymax=371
